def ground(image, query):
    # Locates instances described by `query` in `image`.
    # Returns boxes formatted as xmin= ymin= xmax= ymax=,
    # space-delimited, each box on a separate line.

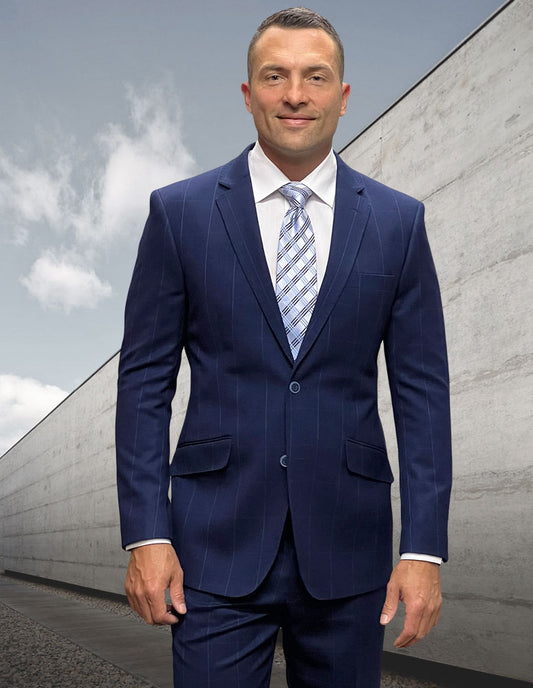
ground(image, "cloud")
xmin=20 ymin=250 xmax=112 ymax=312
xmin=1 ymin=82 xmax=197 ymax=310
xmin=0 ymin=155 xmax=72 ymax=232
xmin=11 ymin=225 xmax=30 ymax=247
xmin=75 ymin=83 xmax=197 ymax=246
xmin=0 ymin=374 xmax=69 ymax=456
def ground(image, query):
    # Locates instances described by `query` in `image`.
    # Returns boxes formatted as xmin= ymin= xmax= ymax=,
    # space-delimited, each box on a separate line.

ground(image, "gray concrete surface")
xmin=0 ymin=352 xmax=190 ymax=596
xmin=0 ymin=575 xmax=172 ymax=688
xmin=1 ymin=0 xmax=532 ymax=682
xmin=341 ymin=0 xmax=533 ymax=681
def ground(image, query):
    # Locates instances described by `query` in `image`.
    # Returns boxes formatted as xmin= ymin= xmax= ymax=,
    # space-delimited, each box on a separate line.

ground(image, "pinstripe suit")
xmin=116 ymin=145 xmax=451 ymax=682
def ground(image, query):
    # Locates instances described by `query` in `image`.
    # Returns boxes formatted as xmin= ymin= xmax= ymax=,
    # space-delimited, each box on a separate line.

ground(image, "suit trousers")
xmin=171 ymin=518 xmax=386 ymax=687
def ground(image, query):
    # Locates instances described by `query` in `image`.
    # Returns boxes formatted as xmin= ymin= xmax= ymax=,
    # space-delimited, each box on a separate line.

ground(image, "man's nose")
xmin=283 ymin=78 xmax=308 ymax=107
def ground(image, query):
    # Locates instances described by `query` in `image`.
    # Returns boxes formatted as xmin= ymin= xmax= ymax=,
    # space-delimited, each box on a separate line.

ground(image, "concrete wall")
xmin=0 ymin=353 xmax=190 ymax=595
xmin=340 ymin=0 xmax=532 ymax=680
xmin=1 ymin=0 xmax=531 ymax=681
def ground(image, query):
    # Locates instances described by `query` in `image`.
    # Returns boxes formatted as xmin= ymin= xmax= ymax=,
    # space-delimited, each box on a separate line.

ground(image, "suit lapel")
xmin=216 ymin=148 xmax=294 ymax=363
xmin=216 ymin=149 xmax=370 ymax=368
xmin=295 ymin=157 xmax=370 ymax=365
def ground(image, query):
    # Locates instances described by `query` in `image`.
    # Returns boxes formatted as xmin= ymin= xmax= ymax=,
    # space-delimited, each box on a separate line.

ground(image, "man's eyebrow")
xmin=257 ymin=63 xmax=335 ymax=73
xmin=258 ymin=63 xmax=285 ymax=72
xmin=304 ymin=63 xmax=335 ymax=72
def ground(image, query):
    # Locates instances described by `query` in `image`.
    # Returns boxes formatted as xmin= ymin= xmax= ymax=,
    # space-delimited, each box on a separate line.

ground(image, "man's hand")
xmin=380 ymin=560 xmax=442 ymax=648
xmin=125 ymin=543 xmax=186 ymax=625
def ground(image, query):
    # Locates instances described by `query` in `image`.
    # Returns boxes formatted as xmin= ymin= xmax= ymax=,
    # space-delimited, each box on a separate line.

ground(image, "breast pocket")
xmin=356 ymin=273 xmax=396 ymax=293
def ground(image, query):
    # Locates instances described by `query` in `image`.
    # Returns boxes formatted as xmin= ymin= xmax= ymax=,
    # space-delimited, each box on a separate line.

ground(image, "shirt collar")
xmin=248 ymin=142 xmax=337 ymax=208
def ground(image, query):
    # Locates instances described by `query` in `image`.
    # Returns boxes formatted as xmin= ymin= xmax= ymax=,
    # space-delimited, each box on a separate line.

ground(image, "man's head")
xmin=247 ymin=7 xmax=344 ymax=83
xmin=242 ymin=8 xmax=350 ymax=180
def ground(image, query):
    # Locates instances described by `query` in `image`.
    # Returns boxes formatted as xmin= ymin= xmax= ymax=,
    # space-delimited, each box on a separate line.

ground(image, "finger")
xmin=166 ymin=603 xmax=183 ymax=620
xmin=394 ymin=623 xmax=419 ymax=648
xmin=146 ymin=585 xmax=174 ymax=625
xmin=416 ymin=590 xmax=441 ymax=639
xmin=152 ymin=604 xmax=180 ymax=626
xmin=431 ymin=602 xmax=441 ymax=628
xmin=128 ymin=591 xmax=155 ymax=624
xmin=380 ymin=581 xmax=400 ymax=625
xmin=128 ymin=581 xmax=159 ymax=625
xmin=395 ymin=633 xmax=418 ymax=648
xmin=125 ymin=569 xmax=152 ymax=623
xmin=125 ymin=591 xmax=142 ymax=619
xmin=394 ymin=611 xmax=423 ymax=648
xmin=169 ymin=570 xmax=187 ymax=616
xmin=133 ymin=590 xmax=179 ymax=625
xmin=394 ymin=598 xmax=438 ymax=648
xmin=424 ymin=596 xmax=441 ymax=636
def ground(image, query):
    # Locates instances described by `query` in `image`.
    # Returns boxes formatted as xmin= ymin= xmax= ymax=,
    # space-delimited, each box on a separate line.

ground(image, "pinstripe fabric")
xmin=172 ymin=520 xmax=386 ymax=687
xmin=116 ymin=143 xmax=452 ymax=688
xmin=116 ymin=146 xmax=452 ymax=602
xmin=276 ymin=183 xmax=317 ymax=358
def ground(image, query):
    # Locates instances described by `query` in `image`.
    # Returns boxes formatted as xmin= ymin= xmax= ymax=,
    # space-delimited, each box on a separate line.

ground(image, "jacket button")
xmin=289 ymin=381 xmax=300 ymax=394
xmin=280 ymin=454 xmax=288 ymax=468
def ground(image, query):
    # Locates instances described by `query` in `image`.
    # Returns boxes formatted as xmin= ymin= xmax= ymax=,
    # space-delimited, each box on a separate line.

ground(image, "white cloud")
xmin=11 ymin=225 xmax=30 ymax=247
xmin=20 ymin=250 xmax=112 ymax=312
xmin=0 ymin=155 xmax=72 ymax=233
xmin=78 ymin=84 xmax=197 ymax=245
xmin=2 ymin=83 xmax=197 ymax=311
xmin=0 ymin=374 xmax=69 ymax=456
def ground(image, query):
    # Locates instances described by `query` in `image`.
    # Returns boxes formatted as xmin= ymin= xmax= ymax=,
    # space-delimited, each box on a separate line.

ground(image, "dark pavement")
xmin=0 ymin=574 xmax=286 ymax=688
xmin=3 ymin=573 xmax=524 ymax=688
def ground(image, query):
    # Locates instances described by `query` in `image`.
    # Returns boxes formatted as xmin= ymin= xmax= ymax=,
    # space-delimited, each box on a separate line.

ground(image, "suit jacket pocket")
xmin=170 ymin=436 xmax=231 ymax=476
xmin=356 ymin=273 xmax=396 ymax=292
xmin=345 ymin=438 xmax=394 ymax=483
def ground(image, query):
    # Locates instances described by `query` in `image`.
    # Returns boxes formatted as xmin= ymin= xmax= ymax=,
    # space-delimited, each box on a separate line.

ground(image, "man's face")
xmin=242 ymin=26 xmax=350 ymax=175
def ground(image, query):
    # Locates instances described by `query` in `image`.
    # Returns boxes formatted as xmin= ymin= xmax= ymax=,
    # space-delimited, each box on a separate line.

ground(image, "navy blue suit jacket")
xmin=116 ymin=146 xmax=452 ymax=600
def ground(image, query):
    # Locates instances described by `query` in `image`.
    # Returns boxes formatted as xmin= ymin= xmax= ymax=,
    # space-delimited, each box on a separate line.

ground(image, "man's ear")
xmin=241 ymin=82 xmax=253 ymax=113
xmin=340 ymin=83 xmax=350 ymax=117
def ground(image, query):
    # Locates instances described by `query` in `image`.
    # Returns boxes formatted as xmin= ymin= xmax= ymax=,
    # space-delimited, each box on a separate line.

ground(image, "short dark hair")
xmin=247 ymin=7 xmax=344 ymax=81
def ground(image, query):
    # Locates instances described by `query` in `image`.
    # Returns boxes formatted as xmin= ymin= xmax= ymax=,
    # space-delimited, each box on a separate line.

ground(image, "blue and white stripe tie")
xmin=276 ymin=183 xmax=318 ymax=359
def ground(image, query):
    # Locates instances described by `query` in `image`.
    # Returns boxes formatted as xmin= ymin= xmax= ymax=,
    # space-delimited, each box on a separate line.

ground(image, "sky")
xmin=0 ymin=0 xmax=505 ymax=455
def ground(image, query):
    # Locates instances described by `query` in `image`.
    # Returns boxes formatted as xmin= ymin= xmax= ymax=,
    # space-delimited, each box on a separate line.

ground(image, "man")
xmin=116 ymin=8 xmax=452 ymax=687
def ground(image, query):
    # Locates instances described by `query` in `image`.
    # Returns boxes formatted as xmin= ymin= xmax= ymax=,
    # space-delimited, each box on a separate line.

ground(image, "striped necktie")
xmin=276 ymin=183 xmax=318 ymax=359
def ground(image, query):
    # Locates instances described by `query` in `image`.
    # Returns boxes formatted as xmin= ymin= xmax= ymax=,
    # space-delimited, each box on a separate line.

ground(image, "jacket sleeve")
xmin=384 ymin=202 xmax=452 ymax=561
xmin=115 ymin=189 xmax=186 ymax=548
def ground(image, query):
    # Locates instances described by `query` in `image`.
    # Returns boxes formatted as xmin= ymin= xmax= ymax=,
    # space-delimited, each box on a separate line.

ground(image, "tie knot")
xmin=280 ymin=183 xmax=312 ymax=209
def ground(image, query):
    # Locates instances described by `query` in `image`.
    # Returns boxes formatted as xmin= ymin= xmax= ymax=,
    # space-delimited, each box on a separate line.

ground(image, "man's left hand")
xmin=380 ymin=560 xmax=442 ymax=648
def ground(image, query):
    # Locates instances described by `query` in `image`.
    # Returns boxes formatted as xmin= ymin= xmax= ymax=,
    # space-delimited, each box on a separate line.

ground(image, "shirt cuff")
xmin=400 ymin=552 xmax=443 ymax=565
xmin=125 ymin=538 xmax=172 ymax=551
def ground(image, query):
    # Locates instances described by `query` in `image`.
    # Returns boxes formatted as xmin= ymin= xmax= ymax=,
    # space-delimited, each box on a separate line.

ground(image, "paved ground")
xmin=0 ymin=573 xmax=444 ymax=688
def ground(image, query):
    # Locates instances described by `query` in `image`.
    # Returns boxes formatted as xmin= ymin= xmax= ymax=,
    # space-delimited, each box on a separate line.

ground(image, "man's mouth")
xmin=277 ymin=115 xmax=315 ymax=124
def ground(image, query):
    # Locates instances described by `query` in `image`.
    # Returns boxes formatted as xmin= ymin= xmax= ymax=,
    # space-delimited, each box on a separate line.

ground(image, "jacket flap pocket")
xmin=357 ymin=273 xmax=396 ymax=292
xmin=345 ymin=438 xmax=394 ymax=483
xmin=170 ymin=436 xmax=231 ymax=476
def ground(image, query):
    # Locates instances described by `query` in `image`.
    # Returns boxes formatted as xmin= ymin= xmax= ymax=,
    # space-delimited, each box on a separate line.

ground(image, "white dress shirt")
xmin=248 ymin=141 xmax=336 ymax=290
xmin=127 ymin=142 xmax=441 ymax=565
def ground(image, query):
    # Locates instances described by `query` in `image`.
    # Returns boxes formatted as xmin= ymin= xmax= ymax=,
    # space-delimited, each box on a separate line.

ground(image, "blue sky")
xmin=0 ymin=0 xmax=504 ymax=454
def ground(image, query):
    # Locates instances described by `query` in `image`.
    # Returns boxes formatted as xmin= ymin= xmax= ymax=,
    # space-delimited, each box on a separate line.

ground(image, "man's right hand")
xmin=125 ymin=543 xmax=186 ymax=625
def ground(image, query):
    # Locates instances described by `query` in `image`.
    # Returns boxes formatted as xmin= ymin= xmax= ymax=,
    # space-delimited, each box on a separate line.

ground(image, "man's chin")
xmin=269 ymin=134 xmax=318 ymax=157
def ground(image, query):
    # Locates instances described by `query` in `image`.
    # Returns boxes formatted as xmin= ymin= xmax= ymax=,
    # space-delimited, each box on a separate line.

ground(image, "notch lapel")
xmin=295 ymin=158 xmax=371 ymax=365
xmin=216 ymin=150 xmax=293 ymax=364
